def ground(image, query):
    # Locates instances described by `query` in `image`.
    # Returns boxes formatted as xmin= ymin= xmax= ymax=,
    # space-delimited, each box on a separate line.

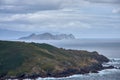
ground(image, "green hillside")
xmin=0 ymin=40 xmax=109 ymax=79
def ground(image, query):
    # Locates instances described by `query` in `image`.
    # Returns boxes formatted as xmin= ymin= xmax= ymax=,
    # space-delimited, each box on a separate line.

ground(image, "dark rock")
xmin=0 ymin=73 xmax=7 ymax=80
xmin=91 ymin=51 xmax=109 ymax=63
xmin=91 ymin=70 xmax=99 ymax=73
xmin=103 ymin=65 xmax=114 ymax=69
xmin=80 ymin=68 xmax=89 ymax=74
xmin=16 ymin=73 xmax=25 ymax=79
xmin=28 ymin=74 xmax=40 ymax=79
xmin=49 ymin=69 xmax=80 ymax=77
xmin=0 ymin=73 xmax=7 ymax=78
xmin=114 ymin=67 xmax=120 ymax=69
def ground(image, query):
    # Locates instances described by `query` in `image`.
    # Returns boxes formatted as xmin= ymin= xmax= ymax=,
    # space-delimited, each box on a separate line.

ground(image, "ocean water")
xmin=14 ymin=38 xmax=120 ymax=80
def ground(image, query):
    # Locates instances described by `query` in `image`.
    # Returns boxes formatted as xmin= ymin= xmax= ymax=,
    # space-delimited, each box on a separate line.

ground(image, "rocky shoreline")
xmin=0 ymin=41 xmax=112 ymax=80
xmin=1 ymin=62 xmax=119 ymax=80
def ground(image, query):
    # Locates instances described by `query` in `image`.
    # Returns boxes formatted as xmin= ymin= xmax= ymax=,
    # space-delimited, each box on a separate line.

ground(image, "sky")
xmin=0 ymin=0 xmax=120 ymax=38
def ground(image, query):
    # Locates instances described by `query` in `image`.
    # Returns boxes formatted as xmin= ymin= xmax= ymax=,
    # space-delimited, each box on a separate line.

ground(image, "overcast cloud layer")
xmin=0 ymin=0 xmax=120 ymax=38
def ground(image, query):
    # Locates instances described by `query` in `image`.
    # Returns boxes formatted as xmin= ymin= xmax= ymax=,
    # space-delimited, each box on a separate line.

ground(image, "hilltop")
xmin=19 ymin=33 xmax=75 ymax=40
xmin=0 ymin=40 xmax=109 ymax=79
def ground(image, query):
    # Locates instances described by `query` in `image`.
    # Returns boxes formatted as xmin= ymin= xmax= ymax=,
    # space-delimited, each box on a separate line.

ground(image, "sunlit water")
xmin=12 ymin=38 xmax=120 ymax=80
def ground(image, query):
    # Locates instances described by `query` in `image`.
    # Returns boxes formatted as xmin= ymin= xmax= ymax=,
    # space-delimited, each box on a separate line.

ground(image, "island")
xmin=19 ymin=33 xmax=75 ymax=40
xmin=0 ymin=40 xmax=109 ymax=79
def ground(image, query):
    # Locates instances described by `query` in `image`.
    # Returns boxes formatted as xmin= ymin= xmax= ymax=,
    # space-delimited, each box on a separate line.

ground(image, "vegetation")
xmin=0 ymin=40 xmax=109 ymax=79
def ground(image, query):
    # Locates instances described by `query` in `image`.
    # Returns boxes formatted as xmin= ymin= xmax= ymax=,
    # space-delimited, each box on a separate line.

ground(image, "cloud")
xmin=0 ymin=0 xmax=120 ymax=38
xmin=1 ymin=0 xmax=119 ymax=14
xmin=0 ymin=7 xmax=119 ymax=32
xmin=0 ymin=0 xmax=82 ymax=14
xmin=0 ymin=9 xmax=91 ymax=31
xmin=0 ymin=0 xmax=120 ymax=14
xmin=112 ymin=8 xmax=120 ymax=13
xmin=0 ymin=0 xmax=63 ymax=13
xmin=85 ymin=0 xmax=120 ymax=4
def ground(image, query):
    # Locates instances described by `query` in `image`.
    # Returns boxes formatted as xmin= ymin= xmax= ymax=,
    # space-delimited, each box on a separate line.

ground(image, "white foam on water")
xmin=36 ymin=77 xmax=63 ymax=80
xmin=96 ymin=69 xmax=120 ymax=77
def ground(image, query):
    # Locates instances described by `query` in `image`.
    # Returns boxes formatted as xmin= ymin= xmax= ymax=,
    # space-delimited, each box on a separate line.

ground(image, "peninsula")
xmin=0 ymin=40 xmax=109 ymax=79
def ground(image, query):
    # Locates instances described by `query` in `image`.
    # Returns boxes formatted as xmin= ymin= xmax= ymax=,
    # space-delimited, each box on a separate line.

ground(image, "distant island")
xmin=19 ymin=33 xmax=75 ymax=40
xmin=0 ymin=40 xmax=110 ymax=79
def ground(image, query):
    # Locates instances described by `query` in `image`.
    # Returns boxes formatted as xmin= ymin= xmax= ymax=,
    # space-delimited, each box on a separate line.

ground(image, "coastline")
xmin=0 ymin=40 xmax=111 ymax=80
xmin=1 ymin=62 xmax=115 ymax=80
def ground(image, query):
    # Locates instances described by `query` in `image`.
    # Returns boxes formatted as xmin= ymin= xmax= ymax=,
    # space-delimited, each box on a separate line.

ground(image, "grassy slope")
xmin=0 ymin=40 xmax=109 ymax=77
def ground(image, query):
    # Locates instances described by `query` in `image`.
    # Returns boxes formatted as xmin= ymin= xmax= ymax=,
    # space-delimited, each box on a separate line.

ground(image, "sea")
xmin=13 ymin=38 xmax=120 ymax=80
